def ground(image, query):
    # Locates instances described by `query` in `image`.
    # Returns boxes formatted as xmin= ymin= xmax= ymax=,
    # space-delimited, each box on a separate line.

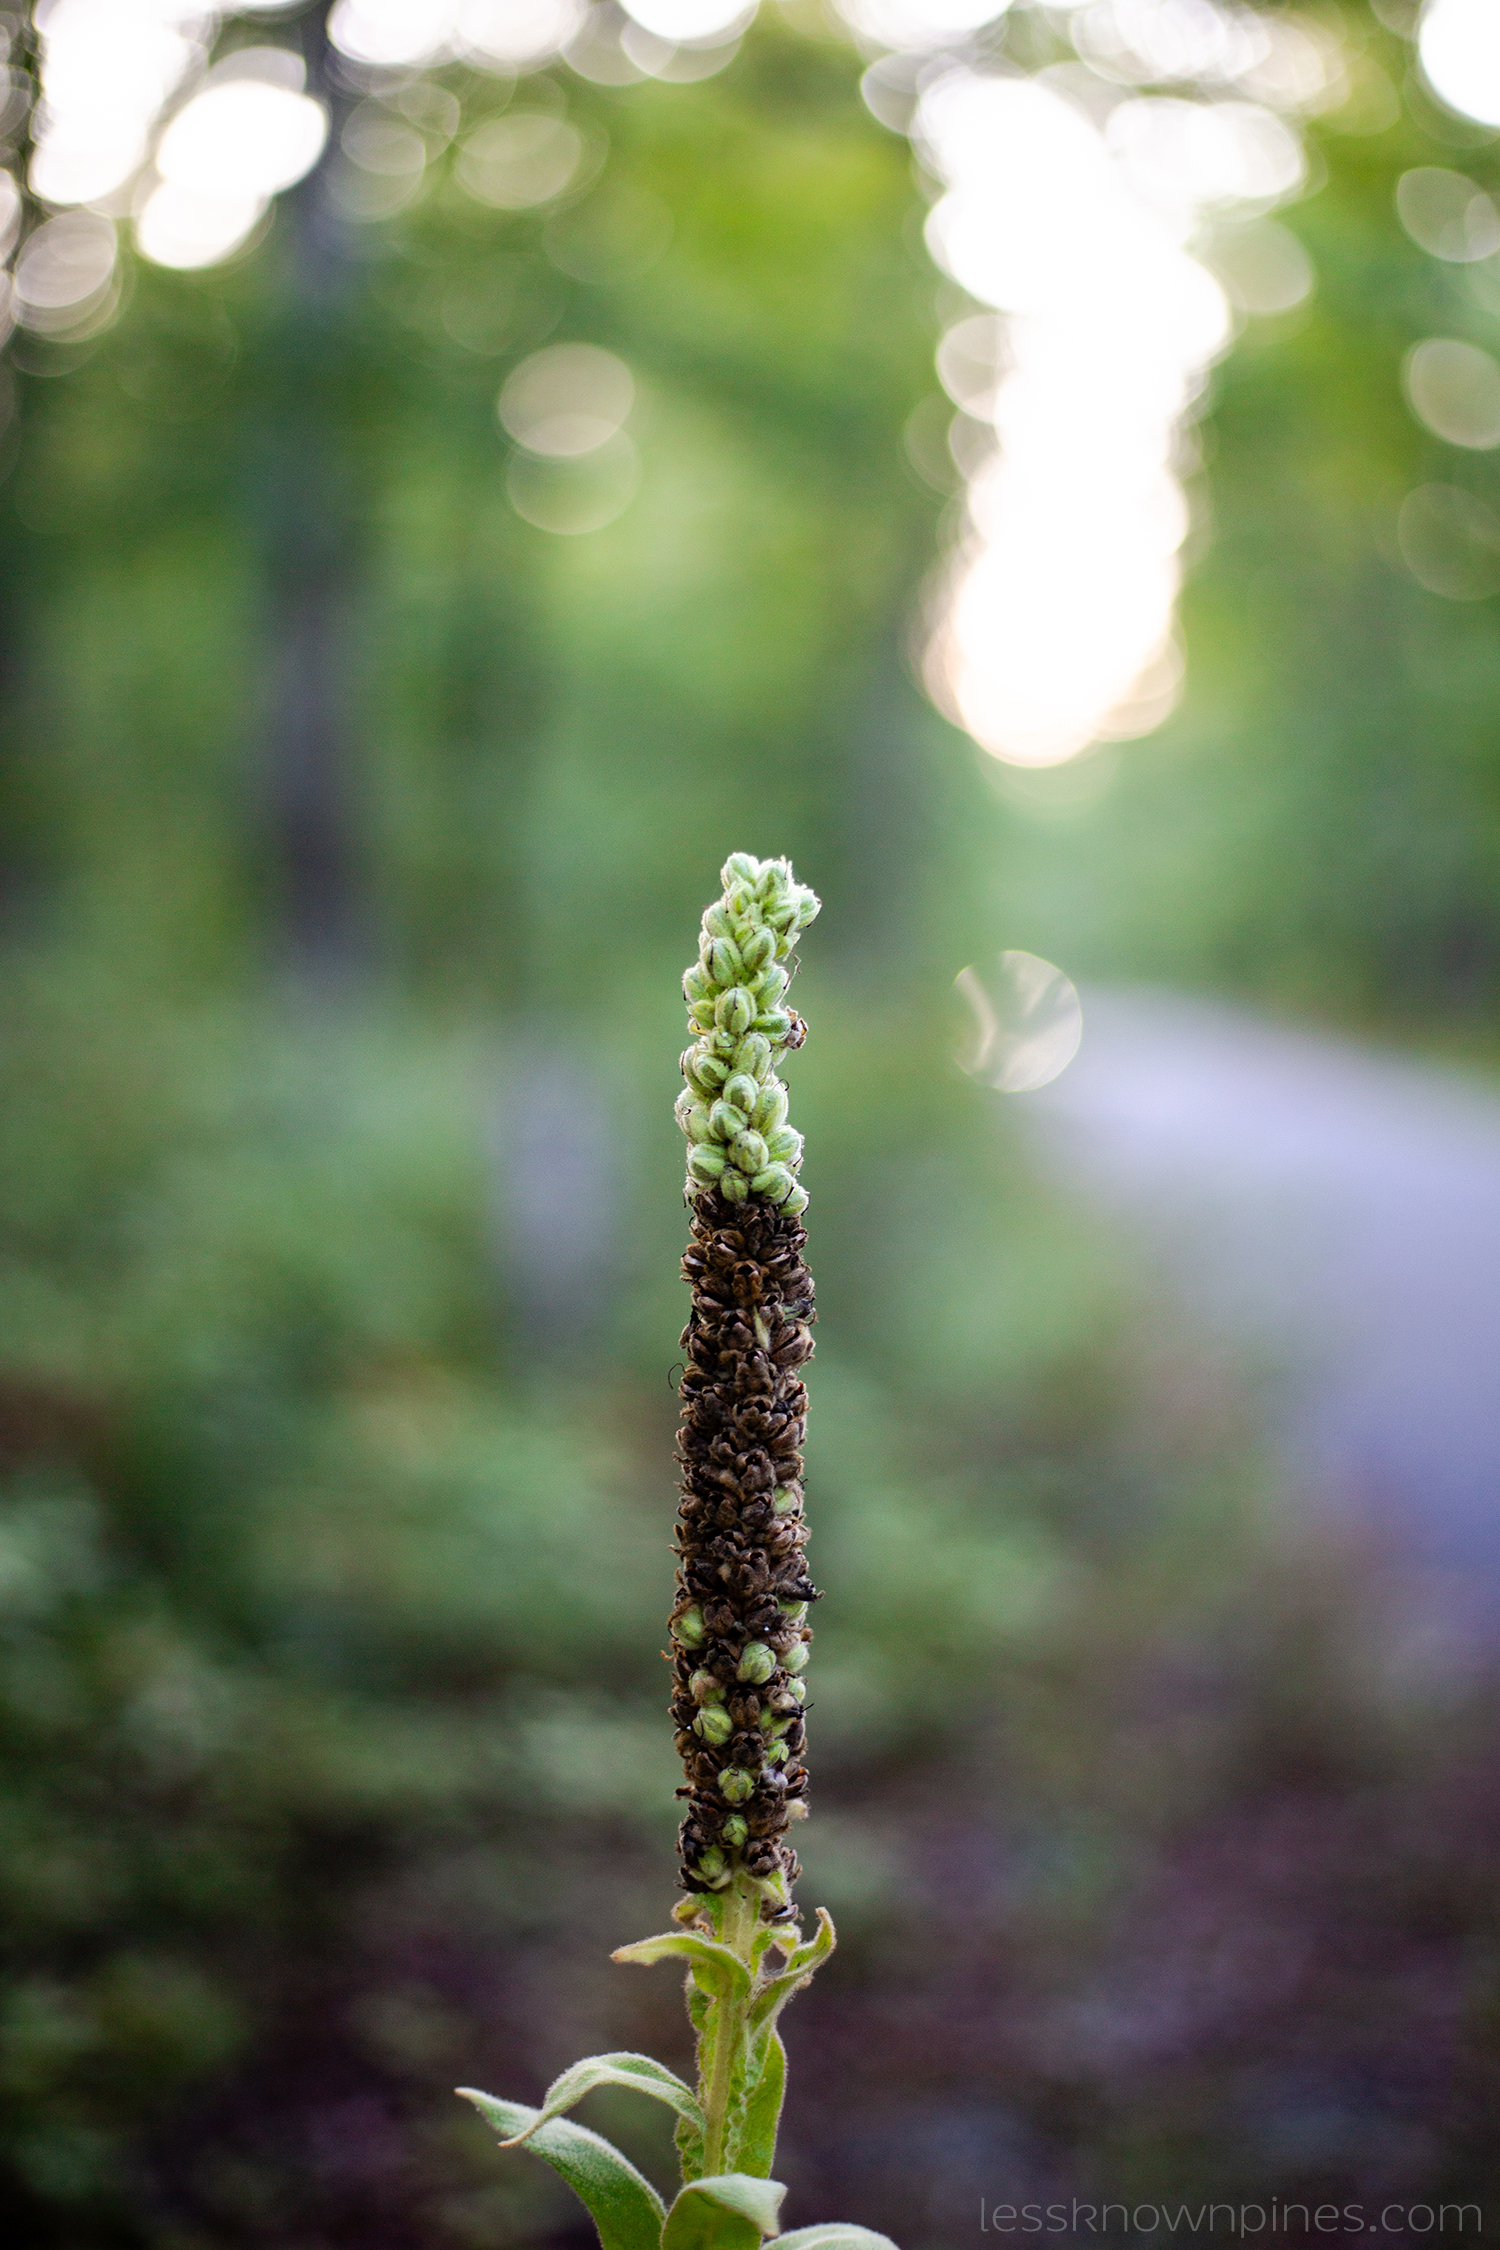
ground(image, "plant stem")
xmin=701 ymin=1873 xmax=762 ymax=2175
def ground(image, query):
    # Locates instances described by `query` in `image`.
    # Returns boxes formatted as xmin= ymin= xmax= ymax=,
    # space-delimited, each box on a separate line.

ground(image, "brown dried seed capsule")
xmin=670 ymin=1182 xmax=818 ymax=1894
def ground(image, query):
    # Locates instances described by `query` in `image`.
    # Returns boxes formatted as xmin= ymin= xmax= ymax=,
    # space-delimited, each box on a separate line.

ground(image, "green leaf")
xmin=776 ymin=2230 xmax=899 ymax=2250
xmin=613 ymin=1930 xmax=754 ymax=2001
xmin=728 ymin=2031 xmax=785 ymax=2178
xmin=662 ymin=2173 xmax=787 ymax=2250
xmin=779 ymin=1908 xmax=836 ymax=1981
xmin=499 ymin=2052 xmax=704 ymax=2145
xmin=458 ymin=2089 xmax=667 ymax=2250
xmin=748 ymin=1910 xmax=837 ymax=2031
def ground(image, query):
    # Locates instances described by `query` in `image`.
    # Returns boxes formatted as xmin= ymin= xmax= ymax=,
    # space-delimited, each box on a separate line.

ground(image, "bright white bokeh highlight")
xmin=457 ymin=111 xmax=590 ymax=207
xmin=840 ymin=0 xmax=1008 ymax=52
xmin=460 ymin=0 xmax=587 ymax=69
xmin=499 ymin=343 xmax=634 ymax=454
xmin=328 ymin=0 xmax=587 ymax=70
xmin=27 ymin=8 xmax=333 ymax=287
xmin=328 ymin=0 xmax=461 ymax=67
xmin=134 ymin=52 xmax=327 ymax=272
xmin=1208 ymin=217 xmax=1314 ymax=313
xmin=507 ymin=433 xmax=641 ymax=533
xmin=619 ymin=0 xmax=754 ymax=44
xmin=12 ymin=209 xmax=117 ymax=329
xmin=499 ymin=346 xmax=639 ymax=532
xmin=916 ymin=70 xmax=1246 ymax=765
xmin=955 ymin=953 xmax=1084 ymax=1094
xmin=136 ymin=181 xmax=264 ymax=269
xmin=1419 ymin=0 xmax=1500 ymax=130
xmin=843 ymin=0 xmax=1325 ymax=771
xmin=29 ymin=0 xmax=205 ymax=208
xmin=1398 ymin=169 xmax=1500 ymax=264
xmin=156 ymin=79 xmax=327 ymax=201
xmin=1404 ymin=338 xmax=1500 ymax=450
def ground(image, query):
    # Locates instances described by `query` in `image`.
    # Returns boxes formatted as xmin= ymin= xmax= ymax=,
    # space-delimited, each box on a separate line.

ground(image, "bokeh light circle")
xmin=954 ymin=953 xmax=1084 ymax=1094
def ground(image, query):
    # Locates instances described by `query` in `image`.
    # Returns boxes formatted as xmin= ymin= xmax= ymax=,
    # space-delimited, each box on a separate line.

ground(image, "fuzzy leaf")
xmin=779 ymin=1908 xmax=836 ymax=1981
xmin=500 ymin=2053 xmax=704 ymax=2146
xmin=614 ymin=1931 xmax=753 ymax=2002
xmin=662 ymin=2173 xmax=786 ymax=2250
xmin=728 ymin=2031 xmax=786 ymax=2179
xmin=748 ymin=1910 xmax=836 ymax=2031
xmin=776 ymin=2229 xmax=899 ymax=2250
xmin=458 ymin=2090 xmax=666 ymax=2250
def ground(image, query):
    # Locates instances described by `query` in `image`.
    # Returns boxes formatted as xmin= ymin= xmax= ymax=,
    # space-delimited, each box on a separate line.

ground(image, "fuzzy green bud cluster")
xmin=676 ymin=853 xmax=820 ymax=1214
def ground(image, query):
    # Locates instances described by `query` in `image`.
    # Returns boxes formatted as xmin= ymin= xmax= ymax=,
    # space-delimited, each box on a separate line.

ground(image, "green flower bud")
xmin=784 ymin=1641 xmax=810 ymax=1674
xmin=720 ymin=1814 xmax=749 ymax=1848
xmin=711 ymin=936 xmax=745 ymax=987
xmin=691 ymin=1051 xmax=729 ymax=1090
xmin=740 ymin=925 xmax=776 ymax=973
xmin=711 ymin=1027 xmax=740 ymax=1059
xmin=736 ymin=1641 xmax=776 ymax=1684
xmin=723 ymin=1071 xmax=759 ymax=1114
xmin=694 ymin=1704 xmax=734 ymax=1746
xmin=783 ymin=1184 xmax=809 ymax=1216
xmin=760 ymin=1709 xmax=792 ymax=1737
xmin=732 ymin=1033 xmax=773 ymax=1080
xmin=755 ymin=1009 xmax=792 ymax=1040
xmin=704 ymin=903 xmax=732 ymax=940
xmin=786 ymin=1678 xmax=806 ymax=1704
xmin=754 ymin=963 xmax=789 ymax=1007
xmin=731 ymin=1130 xmax=769 ymax=1176
xmin=695 ymin=1845 xmax=731 ymax=1887
xmin=716 ymin=986 xmax=755 ymax=1037
xmin=751 ymin=1082 xmax=789 ymax=1134
xmin=765 ymin=1126 xmax=803 ymax=1165
xmin=750 ymin=1164 xmax=794 ymax=1203
xmin=719 ymin=1767 xmax=755 ymax=1804
xmin=686 ymin=1106 xmax=716 ymax=1145
xmin=778 ymin=1599 xmax=808 ymax=1622
xmin=722 ymin=852 xmax=761 ymax=886
xmin=725 ymin=881 xmax=755 ymax=918
xmin=772 ymin=1487 xmax=801 ymax=1514
xmin=720 ymin=1166 xmax=748 ymax=1202
xmin=674 ymin=1089 xmax=693 ymax=1132
xmin=764 ymin=1736 xmax=790 ymax=1765
xmin=688 ymin=1146 xmax=727 ymax=1185
xmin=708 ymin=1099 xmax=748 ymax=1140
xmin=674 ymin=1607 xmax=706 ymax=1647
xmin=690 ymin=1669 xmax=724 ymax=1704
xmin=683 ymin=965 xmax=711 ymax=1005
xmin=792 ymin=891 xmax=819 ymax=927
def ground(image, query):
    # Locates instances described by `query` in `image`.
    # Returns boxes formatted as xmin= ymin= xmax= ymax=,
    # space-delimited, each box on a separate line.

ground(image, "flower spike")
xmin=671 ymin=855 xmax=821 ymax=1901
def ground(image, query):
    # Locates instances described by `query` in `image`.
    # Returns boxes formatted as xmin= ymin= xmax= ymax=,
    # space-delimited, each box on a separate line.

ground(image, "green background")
xmin=4 ymin=5 xmax=1500 ymax=2242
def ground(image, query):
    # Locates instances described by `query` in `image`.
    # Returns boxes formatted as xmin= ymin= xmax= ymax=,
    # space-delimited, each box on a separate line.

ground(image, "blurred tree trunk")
xmin=258 ymin=3 xmax=364 ymax=975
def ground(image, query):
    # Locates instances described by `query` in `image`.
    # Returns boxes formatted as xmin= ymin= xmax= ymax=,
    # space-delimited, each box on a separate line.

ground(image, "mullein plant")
xmin=461 ymin=856 xmax=896 ymax=2250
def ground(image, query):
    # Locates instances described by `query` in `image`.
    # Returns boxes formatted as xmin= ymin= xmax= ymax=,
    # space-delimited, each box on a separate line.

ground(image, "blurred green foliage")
xmin=5 ymin=6 xmax=1500 ymax=2244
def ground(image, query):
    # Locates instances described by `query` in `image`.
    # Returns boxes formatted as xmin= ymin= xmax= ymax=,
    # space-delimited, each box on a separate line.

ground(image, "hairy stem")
xmin=701 ymin=1874 xmax=762 ymax=2175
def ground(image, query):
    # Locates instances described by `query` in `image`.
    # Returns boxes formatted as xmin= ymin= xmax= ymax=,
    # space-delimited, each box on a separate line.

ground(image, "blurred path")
xmin=1024 ymin=988 xmax=1500 ymax=1610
